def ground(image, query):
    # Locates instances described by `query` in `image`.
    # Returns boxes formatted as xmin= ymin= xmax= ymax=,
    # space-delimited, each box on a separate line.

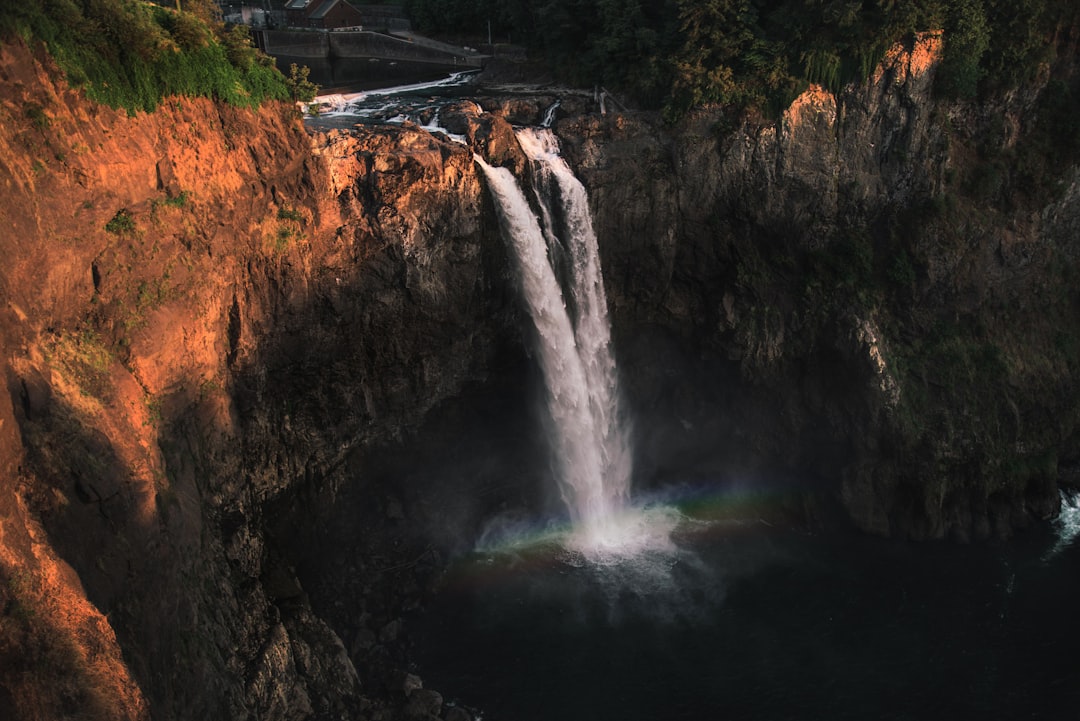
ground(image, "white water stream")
xmin=474 ymin=128 xmax=663 ymax=562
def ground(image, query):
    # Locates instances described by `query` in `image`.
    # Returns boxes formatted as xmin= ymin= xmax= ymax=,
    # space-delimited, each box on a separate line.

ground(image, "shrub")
xmin=43 ymin=329 xmax=113 ymax=398
xmin=276 ymin=206 xmax=303 ymax=222
xmin=104 ymin=209 xmax=135 ymax=235
xmin=936 ymin=0 xmax=991 ymax=99
xmin=165 ymin=8 xmax=212 ymax=51
xmin=274 ymin=225 xmax=295 ymax=252
xmin=286 ymin=63 xmax=319 ymax=103
xmin=222 ymin=23 xmax=257 ymax=70
xmin=24 ymin=102 xmax=50 ymax=130
xmin=163 ymin=190 xmax=190 ymax=208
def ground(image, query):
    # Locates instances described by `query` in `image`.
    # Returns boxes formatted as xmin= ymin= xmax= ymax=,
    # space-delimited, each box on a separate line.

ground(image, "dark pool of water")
xmin=411 ymin=493 xmax=1080 ymax=721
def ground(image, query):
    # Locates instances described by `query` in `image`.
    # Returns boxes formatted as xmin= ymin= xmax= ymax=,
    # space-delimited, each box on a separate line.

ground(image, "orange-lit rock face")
xmin=783 ymin=84 xmax=837 ymax=132
xmin=0 ymin=32 xmax=497 ymax=720
xmin=0 ymin=37 xmax=330 ymax=720
xmin=0 ymin=494 xmax=150 ymax=721
xmin=874 ymin=30 xmax=944 ymax=85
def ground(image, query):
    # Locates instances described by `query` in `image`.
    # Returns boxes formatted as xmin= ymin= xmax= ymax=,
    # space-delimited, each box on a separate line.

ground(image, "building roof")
xmin=310 ymin=0 xmax=346 ymax=19
xmin=284 ymin=0 xmax=316 ymax=11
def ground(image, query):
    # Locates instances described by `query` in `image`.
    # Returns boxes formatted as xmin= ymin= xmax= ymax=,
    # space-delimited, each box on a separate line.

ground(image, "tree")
xmin=286 ymin=63 xmax=318 ymax=102
xmin=937 ymin=0 xmax=991 ymax=98
xmin=664 ymin=0 xmax=756 ymax=119
xmin=222 ymin=23 xmax=256 ymax=69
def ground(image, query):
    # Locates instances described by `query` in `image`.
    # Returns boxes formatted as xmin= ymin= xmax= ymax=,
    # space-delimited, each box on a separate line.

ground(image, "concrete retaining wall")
xmin=260 ymin=30 xmax=330 ymax=58
xmin=258 ymin=30 xmax=483 ymax=68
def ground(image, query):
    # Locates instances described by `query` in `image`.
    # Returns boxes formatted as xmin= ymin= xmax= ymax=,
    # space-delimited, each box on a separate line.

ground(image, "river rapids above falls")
xmin=300 ymin=70 xmax=598 ymax=130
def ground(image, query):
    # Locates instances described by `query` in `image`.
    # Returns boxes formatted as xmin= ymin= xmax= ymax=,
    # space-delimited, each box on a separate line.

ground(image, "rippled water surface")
xmin=302 ymin=71 xmax=480 ymax=130
xmin=412 ymin=490 xmax=1080 ymax=721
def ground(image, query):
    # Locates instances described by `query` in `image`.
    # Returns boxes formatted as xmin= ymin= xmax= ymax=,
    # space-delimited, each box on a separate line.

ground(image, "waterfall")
xmin=474 ymin=128 xmax=634 ymax=558
xmin=541 ymin=101 xmax=560 ymax=128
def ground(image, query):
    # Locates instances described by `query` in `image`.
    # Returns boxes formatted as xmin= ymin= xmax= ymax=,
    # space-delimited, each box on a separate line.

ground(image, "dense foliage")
xmin=0 ymin=0 xmax=292 ymax=113
xmin=404 ymin=0 xmax=1080 ymax=118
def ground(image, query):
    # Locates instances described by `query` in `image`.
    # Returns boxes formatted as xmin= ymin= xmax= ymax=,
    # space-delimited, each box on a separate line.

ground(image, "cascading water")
xmin=541 ymin=100 xmax=560 ymax=128
xmin=515 ymin=126 xmax=634 ymax=529
xmin=474 ymin=128 xmax=670 ymax=562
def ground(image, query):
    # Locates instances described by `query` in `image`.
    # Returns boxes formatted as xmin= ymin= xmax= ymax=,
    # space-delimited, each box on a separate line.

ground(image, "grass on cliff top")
xmin=0 ymin=0 xmax=300 ymax=114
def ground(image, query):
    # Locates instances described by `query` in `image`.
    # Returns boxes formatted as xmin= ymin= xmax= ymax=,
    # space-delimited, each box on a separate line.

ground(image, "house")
xmin=284 ymin=0 xmax=365 ymax=30
xmin=353 ymin=4 xmax=411 ymax=30
xmin=284 ymin=0 xmax=318 ymax=27
xmin=308 ymin=0 xmax=365 ymax=30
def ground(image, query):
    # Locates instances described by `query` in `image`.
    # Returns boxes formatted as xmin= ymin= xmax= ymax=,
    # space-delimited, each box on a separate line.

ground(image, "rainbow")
xmin=436 ymin=480 xmax=803 ymax=591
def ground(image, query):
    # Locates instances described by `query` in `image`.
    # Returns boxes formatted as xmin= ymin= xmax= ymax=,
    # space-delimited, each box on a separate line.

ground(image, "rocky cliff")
xmin=0 ymin=38 xmax=515 ymax=721
xmin=549 ymin=31 xmax=1080 ymax=541
xmin=0 ymin=26 xmax=1078 ymax=721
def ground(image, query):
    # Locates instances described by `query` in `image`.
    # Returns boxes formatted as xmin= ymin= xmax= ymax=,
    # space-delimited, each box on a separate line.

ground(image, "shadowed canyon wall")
xmin=550 ymin=32 xmax=1080 ymax=541
xmin=0 ymin=28 xmax=1078 ymax=721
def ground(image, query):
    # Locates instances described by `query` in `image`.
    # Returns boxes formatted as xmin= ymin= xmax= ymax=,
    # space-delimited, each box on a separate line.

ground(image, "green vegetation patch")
xmin=23 ymin=102 xmax=50 ymax=130
xmin=273 ymin=205 xmax=306 ymax=251
xmin=274 ymin=225 xmax=297 ymax=253
xmin=276 ymin=206 xmax=303 ymax=222
xmin=404 ymin=1 xmax=1080 ymax=121
xmin=162 ymin=190 xmax=190 ymax=208
xmin=44 ymin=329 xmax=114 ymax=399
xmin=104 ymin=208 xmax=136 ymax=235
xmin=1 ymin=0 xmax=292 ymax=114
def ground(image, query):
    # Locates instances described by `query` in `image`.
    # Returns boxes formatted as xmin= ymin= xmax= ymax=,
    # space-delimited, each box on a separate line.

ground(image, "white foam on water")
xmin=310 ymin=70 xmax=479 ymax=116
xmin=560 ymin=502 xmax=681 ymax=566
xmin=1044 ymin=489 xmax=1080 ymax=561
xmin=420 ymin=109 xmax=469 ymax=145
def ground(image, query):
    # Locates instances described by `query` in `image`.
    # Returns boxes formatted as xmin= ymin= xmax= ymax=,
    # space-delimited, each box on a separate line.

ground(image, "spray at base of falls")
xmin=475 ymin=128 xmax=669 ymax=563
